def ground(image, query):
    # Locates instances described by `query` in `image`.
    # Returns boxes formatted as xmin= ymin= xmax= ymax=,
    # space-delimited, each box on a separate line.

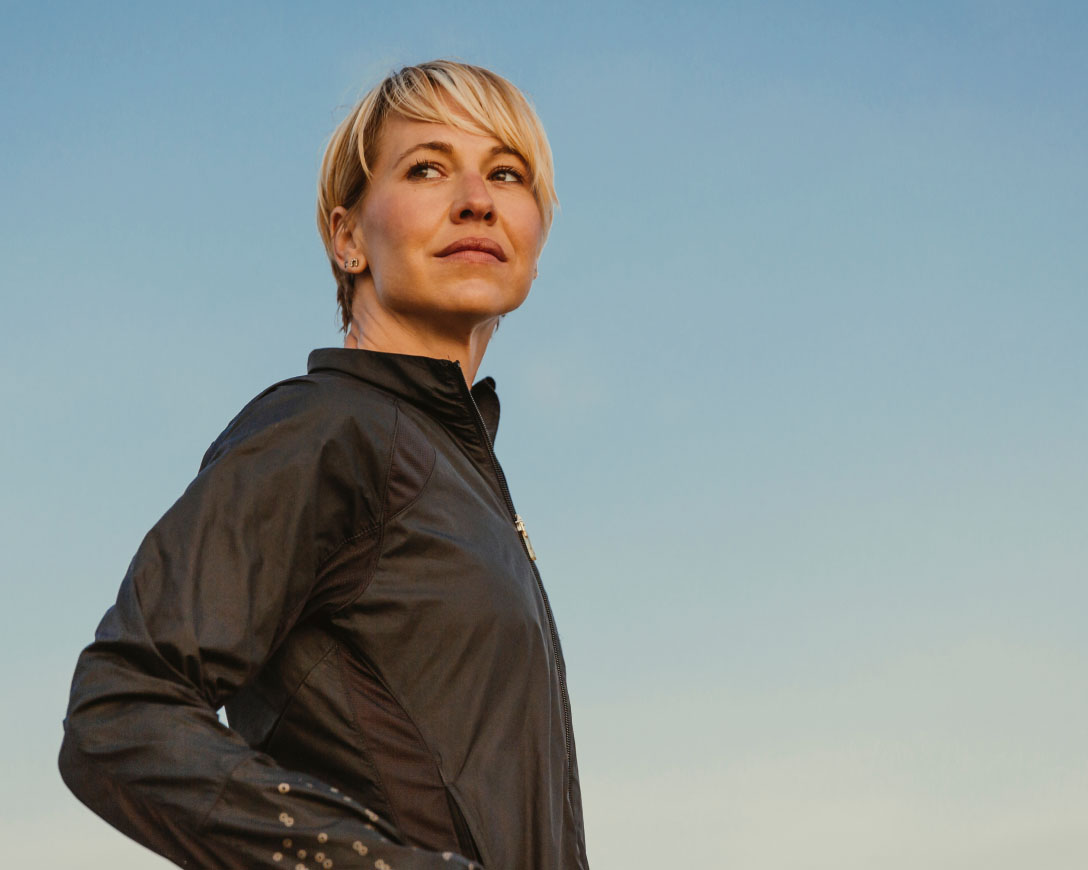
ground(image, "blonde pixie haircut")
xmin=317 ymin=60 xmax=558 ymax=332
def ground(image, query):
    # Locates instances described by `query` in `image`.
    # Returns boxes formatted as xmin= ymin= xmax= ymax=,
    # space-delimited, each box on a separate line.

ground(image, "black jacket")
xmin=59 ymin=348 xmax=589 ymax=870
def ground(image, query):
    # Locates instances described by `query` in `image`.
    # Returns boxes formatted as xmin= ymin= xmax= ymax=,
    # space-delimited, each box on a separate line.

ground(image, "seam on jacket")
xmin=311 ymin=397 xmax=398 ymax=605
xmin=384 ymin=402 xmax=399 ymax=529
xmin=334 ymin=643 xmax=402 ymax=834
xmin=326 ymin=405 xmax=398 ymax=616
xmin=327 ymin=517 xmax=387 ymax=617
xmin=315 ymin=519 xmax=382 ymax=576
xmin=195 ymin=750 xmax=256 ymax=838
xmin=346 ymin=647 xmax=451 ymax=787
xmin=335 ymin=640 xmax=461 ymax=844
xmin=261 ymin=637 xmax=339 ymax=749
xmin=270 ymin=561 xmax=326 ymax=661
xmin=444 ymin=784 xmax=485 ymax=865
xmin=386 ymin=399 xmax=438 ymax=523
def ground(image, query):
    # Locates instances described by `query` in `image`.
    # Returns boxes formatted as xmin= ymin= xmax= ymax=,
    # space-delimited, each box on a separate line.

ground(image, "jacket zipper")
xmin=514 ymin=515 xmax=537 ymax=561
xmin=455 ymin=364 xmax=573 ymax=803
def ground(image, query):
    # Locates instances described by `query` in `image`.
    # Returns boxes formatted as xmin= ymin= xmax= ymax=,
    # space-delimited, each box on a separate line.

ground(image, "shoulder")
xmin=180 ymin=371 xmax=401 ymax=559
xmin=200 ymin=370 xmax=400 ymax=472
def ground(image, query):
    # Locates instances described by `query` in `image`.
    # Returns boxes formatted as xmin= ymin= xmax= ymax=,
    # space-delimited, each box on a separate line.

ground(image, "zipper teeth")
xmin=457 ymin=368 xmax=574 ymax=803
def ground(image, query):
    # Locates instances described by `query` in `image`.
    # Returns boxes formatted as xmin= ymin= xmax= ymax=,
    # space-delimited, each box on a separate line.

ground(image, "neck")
xmin=344 ymin=299 xmax=498 ymax=387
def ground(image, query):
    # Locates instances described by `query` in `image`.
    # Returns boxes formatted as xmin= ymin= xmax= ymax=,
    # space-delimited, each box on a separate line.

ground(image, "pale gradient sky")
xmin=2 ymin=1 xmax=1086 ymax=867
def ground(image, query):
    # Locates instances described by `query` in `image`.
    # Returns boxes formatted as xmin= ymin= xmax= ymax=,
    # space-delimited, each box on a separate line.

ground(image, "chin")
xmin=425 ymin=278 xmax=530 ymax=320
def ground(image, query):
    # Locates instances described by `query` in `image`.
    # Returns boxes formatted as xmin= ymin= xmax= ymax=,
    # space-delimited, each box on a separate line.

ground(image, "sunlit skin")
xmin=330 ymin=114 xmax=545 ymax=385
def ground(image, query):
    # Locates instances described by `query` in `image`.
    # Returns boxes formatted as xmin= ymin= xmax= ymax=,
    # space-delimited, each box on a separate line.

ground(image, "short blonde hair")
xmin=316 ymin=60 xmax=558 ymax=331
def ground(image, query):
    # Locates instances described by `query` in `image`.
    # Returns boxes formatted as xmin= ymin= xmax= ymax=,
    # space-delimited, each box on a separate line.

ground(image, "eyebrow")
xmin=393 ymin=140 xmax=527 ymax=167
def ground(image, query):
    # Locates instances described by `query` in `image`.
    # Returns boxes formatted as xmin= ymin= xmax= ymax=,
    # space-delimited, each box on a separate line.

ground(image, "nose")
xmin=450 ymin=172 xmax=495 ymax=224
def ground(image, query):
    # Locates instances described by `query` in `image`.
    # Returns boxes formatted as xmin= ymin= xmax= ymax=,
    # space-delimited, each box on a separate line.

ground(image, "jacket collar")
xmin=307 ymin=348 xmax=501 ymax=445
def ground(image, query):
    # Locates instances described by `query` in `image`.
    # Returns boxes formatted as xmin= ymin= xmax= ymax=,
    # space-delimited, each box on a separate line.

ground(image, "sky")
xmin=2 ymin=1 xmax=1086 ymax=867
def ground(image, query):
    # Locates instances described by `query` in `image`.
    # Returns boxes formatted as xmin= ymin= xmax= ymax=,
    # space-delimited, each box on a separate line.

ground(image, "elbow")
xmin=58 ymin=711 xmax=97 ymax=807
xmin=58 ymin=704 xmax=144 ymax=840
xmin=58 ymin=657 xmax=123 ymax=809
xmin=57 ymin=714 xmax=160 ymax=856
xmin=57 ymin=726 xmax=79 ymax=794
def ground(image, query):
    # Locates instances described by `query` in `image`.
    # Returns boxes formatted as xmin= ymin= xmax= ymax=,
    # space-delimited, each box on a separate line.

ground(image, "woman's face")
xmin=346 ymin=113 xmax=544 ymax=333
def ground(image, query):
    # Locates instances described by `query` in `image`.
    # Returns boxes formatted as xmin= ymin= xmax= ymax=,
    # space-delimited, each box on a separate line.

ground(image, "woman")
xmin=60 ymin=60 xmax=589 ymax=870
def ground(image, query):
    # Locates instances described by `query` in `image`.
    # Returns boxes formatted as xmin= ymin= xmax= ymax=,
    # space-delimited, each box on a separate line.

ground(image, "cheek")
xmin=521 ymin=221 xmax=545 ymax=265
xmin=509 ymin=206 xmax=544 ymax=263
xmin=360 ymin=193 xmax=427 ymax=270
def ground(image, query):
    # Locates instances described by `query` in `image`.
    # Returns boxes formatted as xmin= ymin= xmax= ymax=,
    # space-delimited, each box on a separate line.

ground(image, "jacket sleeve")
xmin=58 ymin=382 xmax=477 ymax=870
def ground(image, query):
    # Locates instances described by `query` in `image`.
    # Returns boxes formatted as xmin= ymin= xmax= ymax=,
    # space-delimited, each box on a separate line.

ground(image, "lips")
xmin=435 ymin=237 xmax=507 ymax=262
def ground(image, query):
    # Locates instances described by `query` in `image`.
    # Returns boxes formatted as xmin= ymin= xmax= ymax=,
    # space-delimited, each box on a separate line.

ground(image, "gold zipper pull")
xmin=514 ymin=514 xmax=537 ymax=561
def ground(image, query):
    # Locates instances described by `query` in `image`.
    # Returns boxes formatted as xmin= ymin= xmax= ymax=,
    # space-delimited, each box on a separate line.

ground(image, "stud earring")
xmin=343 ymin=258 xmax=359 ymax=269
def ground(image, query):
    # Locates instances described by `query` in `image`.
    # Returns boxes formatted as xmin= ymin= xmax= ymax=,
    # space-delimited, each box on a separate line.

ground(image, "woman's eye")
xmin=490 ymin=165 xmax=525 ymax=183
xmin=407 ymin=161 xmax=442 ymax=179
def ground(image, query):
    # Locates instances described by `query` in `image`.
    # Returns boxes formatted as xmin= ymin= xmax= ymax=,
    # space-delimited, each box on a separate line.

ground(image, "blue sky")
xmin=2 ymin=2 xmax=1086 ymax=867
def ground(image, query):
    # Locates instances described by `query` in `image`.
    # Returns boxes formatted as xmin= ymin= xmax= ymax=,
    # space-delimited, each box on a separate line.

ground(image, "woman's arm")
xmin=59 ymin=380 xmax=475 ymax=869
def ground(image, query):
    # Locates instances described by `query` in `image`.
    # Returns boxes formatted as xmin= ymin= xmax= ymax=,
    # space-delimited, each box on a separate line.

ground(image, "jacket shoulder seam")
xmin=385 ymin=400 xmax=438 ymax=523
xmin=322 ymin=405 xmax=397 ymax=615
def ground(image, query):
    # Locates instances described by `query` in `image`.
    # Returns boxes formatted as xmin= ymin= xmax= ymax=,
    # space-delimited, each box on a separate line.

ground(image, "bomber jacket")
xmin=59 ymin=348 xmax=589 ymax=870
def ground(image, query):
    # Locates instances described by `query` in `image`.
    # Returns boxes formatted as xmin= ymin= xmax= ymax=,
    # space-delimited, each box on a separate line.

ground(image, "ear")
xmin=330 ymin=205 xmax=367 ymax=274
